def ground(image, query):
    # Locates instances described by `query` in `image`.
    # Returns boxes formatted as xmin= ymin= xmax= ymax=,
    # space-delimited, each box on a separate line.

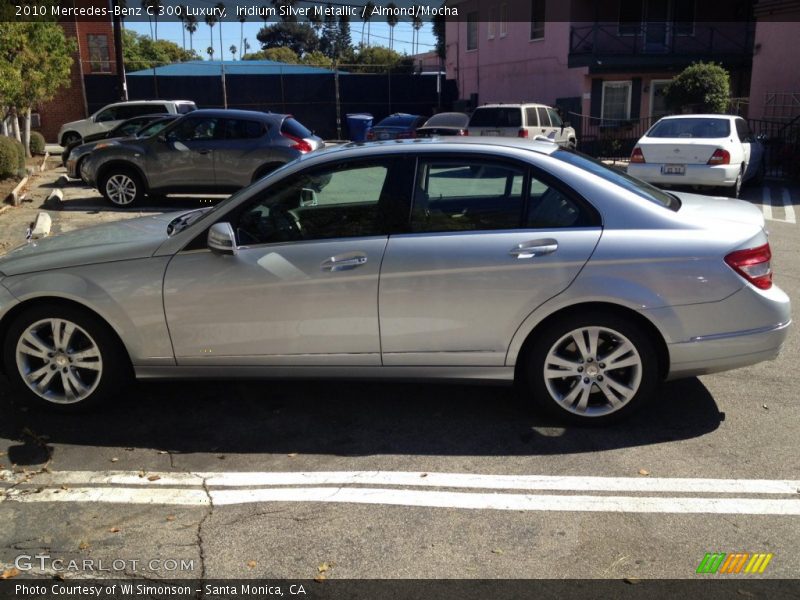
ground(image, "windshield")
xmin=552 ymin=149 xmax=680 ymax=211
xmin=647 ymin=118 xmax=731 ymax=139
xmin=137 ymin=118 xmax=175 ymax=138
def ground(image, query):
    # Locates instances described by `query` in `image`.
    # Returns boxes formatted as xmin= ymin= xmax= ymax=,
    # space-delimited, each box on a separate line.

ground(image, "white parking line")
xmin=762 ymin=186 xmax=774 ymax=221
xmin=3 ymin=470 xmax=800 ymax=515
xmin=781 ymin=187 xmax=796 ymax=224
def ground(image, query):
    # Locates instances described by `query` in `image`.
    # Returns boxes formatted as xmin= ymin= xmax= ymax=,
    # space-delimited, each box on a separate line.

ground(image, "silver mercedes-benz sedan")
xmin=0 ymin=139 xmax=790 ymax=423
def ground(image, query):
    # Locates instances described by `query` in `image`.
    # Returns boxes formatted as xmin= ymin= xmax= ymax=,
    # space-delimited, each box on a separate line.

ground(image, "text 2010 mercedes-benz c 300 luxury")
xmin=0 ymin=139 xmax=790 ymax=423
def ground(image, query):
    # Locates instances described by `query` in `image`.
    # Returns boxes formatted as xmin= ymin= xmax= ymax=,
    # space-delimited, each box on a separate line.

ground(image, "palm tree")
xmin=386 ymin=3 xmax=398 ymax=50
xmin=216 ymin=2 xmax=226 ymax=60
xmin=205 ymin=13 xmax=218 ymax=60
xmin=178 ymin=7 xmax=186 ymax=50
xmin=185 ymin=13 xmax=198 ymax=53
xmin=261 ymin=4 xmax=270 ymax=29
xmin=230 ymin=44 xmax=237 ymax=60
xmin=411 ymin=7 xmax=423 ymax=55
xmin=144 ymin=0 xmax=163 ymax=40
xmin=207 ymin=46 xmax=214 ymax=60
xmin=243 ymin=37 xmax=251 ymax=57
xmin=361 ymin=1 xmax=375 ymax=46
xmin=238 ymin=13 xmax=246 ymax=59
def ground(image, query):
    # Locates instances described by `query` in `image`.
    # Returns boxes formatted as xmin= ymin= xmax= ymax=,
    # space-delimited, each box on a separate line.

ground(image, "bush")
xmin=29 ymin=131 xmax=45 ymax=155
xmin=664 ymin=62 xmax=730 ymax=114
xmin=0 ymin=135 xmax=24 ymax=179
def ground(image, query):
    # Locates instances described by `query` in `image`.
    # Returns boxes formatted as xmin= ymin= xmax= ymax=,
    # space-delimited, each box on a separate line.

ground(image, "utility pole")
xmin=112 ymin=0 xmax=128 ymax=100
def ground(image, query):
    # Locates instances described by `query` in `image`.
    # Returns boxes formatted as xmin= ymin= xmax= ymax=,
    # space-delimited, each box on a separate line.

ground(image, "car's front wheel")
xmin=523 ymin=312 xmax=658 ymax=424
xmin=100 ymin=168 xmax=143 ymax=207
xmin=3 ymin=305 xmax=130 ymax=411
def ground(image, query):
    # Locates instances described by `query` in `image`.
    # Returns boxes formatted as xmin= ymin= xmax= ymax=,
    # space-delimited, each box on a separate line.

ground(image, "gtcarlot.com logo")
xmin=696 ymin=552 xmax=773 ymax=575
xmin=14 ymin=554 xmax=195 ymax=573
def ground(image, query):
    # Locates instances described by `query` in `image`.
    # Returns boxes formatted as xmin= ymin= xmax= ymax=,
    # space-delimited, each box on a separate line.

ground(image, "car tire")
xmin=2 ymin=304 xmax=131 ymax=412
xmin=61 ymin=132 xmax=81 ymax=148
xmin=522 ymin=311 xmax=659 ymax=425
xmin=722 ymin=166 xmax=743 ymax=198
xmin=100 ymin=167 xmax=144 ymax=207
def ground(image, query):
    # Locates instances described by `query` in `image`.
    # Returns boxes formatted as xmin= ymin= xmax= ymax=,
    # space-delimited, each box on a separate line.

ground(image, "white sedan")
xmin=626 ymin=114 xmax=765 ymax=198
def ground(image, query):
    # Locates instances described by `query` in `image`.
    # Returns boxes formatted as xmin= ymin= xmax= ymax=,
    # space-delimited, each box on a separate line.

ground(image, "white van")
xmin=467 ymin=103 xmax=577 ymax=148
xmin=57 ymin=100 xmax=196 ymax=147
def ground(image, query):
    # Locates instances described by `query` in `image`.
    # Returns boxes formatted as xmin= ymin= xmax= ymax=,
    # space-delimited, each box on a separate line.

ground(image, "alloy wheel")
xmin=105 ymin=174 xmax=137 ymax=205
xmin=15 ymin=318 xmax=103 ymax=404
xmin=542 ymin=326 xmax=642 ymax=417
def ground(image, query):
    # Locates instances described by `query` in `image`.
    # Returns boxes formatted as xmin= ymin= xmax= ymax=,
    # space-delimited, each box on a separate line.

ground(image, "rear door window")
xmin=222 ymin=119 xmax=267 ymax=139
xmin=177 ymin=103 xmax=197 ymax=114
xmin=281 ymin=117 xmax=312 ymax=139
xmin=537 ymin=107 xmax=551 ymax=127
xmin=525 ymin=108 xmax=539 ymax=127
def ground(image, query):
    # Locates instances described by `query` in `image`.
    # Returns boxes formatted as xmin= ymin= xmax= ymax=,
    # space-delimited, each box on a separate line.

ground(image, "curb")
xmin=8 ymin=176 xmax=29 ymax=207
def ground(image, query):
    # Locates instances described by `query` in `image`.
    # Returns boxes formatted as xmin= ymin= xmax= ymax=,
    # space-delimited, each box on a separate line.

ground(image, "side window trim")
xmin=523 ymin=163 xmax=603 ymax=229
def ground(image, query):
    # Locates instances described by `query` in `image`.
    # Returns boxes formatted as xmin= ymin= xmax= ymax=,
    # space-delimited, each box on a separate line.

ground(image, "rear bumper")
xmin=654 ymin=284 xmax=792 ymax=379
xmin=627 ymin=163 xmax=739 ymax=187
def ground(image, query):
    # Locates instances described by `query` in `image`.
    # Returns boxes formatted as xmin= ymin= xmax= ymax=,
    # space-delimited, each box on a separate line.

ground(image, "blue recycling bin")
xmin=346 ymin=113 xmax=373 ymax=142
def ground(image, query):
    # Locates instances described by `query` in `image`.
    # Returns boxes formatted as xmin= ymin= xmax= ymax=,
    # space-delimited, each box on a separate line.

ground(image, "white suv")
xmin=467 ymin=103 xmax=577 ymax=148
xmin=57 ymin=100 xmax=196 ymax=147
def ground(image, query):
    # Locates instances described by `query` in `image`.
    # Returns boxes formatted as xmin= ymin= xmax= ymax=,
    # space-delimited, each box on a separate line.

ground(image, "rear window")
xmin=423 ymin=113 xmax=469 ymax=128
xmin=647 ymin=118 xmax=731 ymax=138
xmin=552 ymin=149 xmax=680 ymax=211
xmin=177 ymin=103 xmax=197 ymax=114
xmin=469 ymin=107 xmax=522 ymax=128
xmin=281 ymin=117 xmax=312 ymax=139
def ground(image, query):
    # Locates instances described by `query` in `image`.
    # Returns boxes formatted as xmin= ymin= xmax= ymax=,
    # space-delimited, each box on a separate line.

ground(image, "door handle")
xmin=197 ymin=149 xmax=212 ymax=155
xmin=320 ymin=253 xmax=368 ymax=272
xmin=509 ymin=239 xmax=558 ymax=259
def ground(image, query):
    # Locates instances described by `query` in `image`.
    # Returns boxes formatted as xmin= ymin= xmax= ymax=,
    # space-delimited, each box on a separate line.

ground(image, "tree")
xmin=411 ymin=7 xmax=423 ymax=55
xmin=319 ymin=4 xmax=338 ymax=58
xmin=243 ymin=38 xmax=252 ymax=56
xmin=207 ymin=46 xmax=214 ymax=59
xmin=361 ymin=1 xmax=375 ymax=46
xmin=243 ymin=46 xmax=301 ymax=63
xmin=664 ymin=62 xmax=731 ymax=114
xmin=0 ymin=22 xmax=75 ymax=156
xmin=185 ymin=13 xmax=198 ymax=52
xmin=142 ymin=0 xmax=162 ymax=40
xmin=204 ymin=12 xmax=217 ymax=60
xmin=348 ymin=45 xmax=414 ymax=73
xmin=230 ymin=44 xmax=237 ymax=59
xmin=238 ymin=13 xmax=246 ymax=59
xmin=216 ymin=2 xmax=226 ymax=60
xmin=122 ymin=29 xmax=199 ymax=71
xmin=335 ymin=15 xmax=352 ymax=59
xmin=386 ymin=3 xmax=398 ymax=50
xmin=307 ymin=10 xmax=322 ymax=34
xmin=432 ymin=12 xmax=445 ymax=60
xmin=302 ymin=50 xmax=333 ymax=68
xmin=257 ymin=21 xmax=319 ymax=56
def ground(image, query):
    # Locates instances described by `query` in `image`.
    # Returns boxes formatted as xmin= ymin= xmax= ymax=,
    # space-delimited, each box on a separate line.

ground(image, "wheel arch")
xmin=511 ymin=301 xmax=670 ymax=383
xmin=60 ymin=131 xmax=81 ymax=146
xmin=0 ymin=296 xmax=134 ymax=377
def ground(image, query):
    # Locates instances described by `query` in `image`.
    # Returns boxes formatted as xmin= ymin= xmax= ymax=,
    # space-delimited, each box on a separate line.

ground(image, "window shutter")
xmin=590 ymin=79 xmax=603 ymax=119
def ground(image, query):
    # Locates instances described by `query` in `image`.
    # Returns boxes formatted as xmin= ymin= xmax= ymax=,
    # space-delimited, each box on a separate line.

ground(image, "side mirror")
xmin=157 ymin=134 xmax=168 ymax=143
xmin=563 ymin=121 xmax=571 ymax=128
xmin=300 ymin=188 xmax=318 ymax=207
xmin=207 ymin=222 xmax=238 ymax=255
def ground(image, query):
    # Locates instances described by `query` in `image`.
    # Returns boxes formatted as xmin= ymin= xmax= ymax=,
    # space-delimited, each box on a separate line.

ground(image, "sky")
xmin=126 ymin=18 xmax=437 ymax=61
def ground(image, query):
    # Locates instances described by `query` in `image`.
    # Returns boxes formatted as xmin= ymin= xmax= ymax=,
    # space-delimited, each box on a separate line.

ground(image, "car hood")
xmin=673 ymin=191 xmax=765 ymax=228
xmin=0 ymin=213 xmax=178 ymax=277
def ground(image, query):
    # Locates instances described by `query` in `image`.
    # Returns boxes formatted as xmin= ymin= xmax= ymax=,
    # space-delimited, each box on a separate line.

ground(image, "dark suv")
xmin=83 ymin=109 xmax=324 ymax=207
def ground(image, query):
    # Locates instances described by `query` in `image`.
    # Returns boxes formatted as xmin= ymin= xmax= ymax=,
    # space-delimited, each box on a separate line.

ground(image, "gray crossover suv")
xmin=83 ymin=109 xmax=323 ymax=206
xmin=0 ymin=138 xmax=789 ymax=423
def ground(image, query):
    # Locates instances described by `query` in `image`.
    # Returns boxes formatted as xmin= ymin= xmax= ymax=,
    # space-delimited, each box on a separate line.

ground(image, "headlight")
xmin=94 ymin=141 xmax=118 ymax=151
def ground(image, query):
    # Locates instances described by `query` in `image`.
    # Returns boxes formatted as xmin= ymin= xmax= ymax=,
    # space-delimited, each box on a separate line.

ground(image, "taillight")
xmin=459 ymin=129 xmax=468 ymax=136
xmin=366 ymin=130 xmax=375 ymax=141
xmin=707 ymin=149 xmax=731 ymax=165
xmin=518 ymin=128 xmax=528 ymax=138
xmin=630 ymin=147 xmax=645 ymax=163
xmin=724 ymin=243 xmax=773 ymax=290
xmin=281 ymin=132 xmax=312 ymax=153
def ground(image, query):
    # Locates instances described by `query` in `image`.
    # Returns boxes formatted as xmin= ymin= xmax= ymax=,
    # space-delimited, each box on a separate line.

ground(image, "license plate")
xmin=481 ymin=130 xmax=499 ymax=136
xmin=661 ymin=164 xmax=686 ymax=175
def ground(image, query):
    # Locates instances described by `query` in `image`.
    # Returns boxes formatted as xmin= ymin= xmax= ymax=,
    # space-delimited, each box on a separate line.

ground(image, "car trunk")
xmin=672 ymin=191 xmax=765 ymax=229
xmin=370 ymin=126 xmax=412 ymax=140
xmin=638 ymin=138 xmax=726 ymax=164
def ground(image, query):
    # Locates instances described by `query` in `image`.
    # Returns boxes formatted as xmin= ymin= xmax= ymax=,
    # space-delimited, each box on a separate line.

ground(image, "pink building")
xmin=446 ymin=0 xmax=757 ymax=142
xmin=748 ymin=1 xmax=800 ymax=121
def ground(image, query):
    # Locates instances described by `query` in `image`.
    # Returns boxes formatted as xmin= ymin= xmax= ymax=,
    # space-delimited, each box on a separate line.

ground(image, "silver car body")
xmin=0 ymin=139 xmax=789 ymax=385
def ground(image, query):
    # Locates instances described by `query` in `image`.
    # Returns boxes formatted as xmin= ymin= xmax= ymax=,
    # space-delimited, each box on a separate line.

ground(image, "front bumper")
xmin=627 ymin=163 xmax=740 ymax=188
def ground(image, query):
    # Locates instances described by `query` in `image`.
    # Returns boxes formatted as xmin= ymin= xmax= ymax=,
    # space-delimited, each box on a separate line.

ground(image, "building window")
xmin=618 ymin=0 xmax=642 ymax=36
xmin=673 ymin=0 xmax=695 ymax=35
xmin=87 ymin=34 xmax=111 ymax=73
xmin=601 ymin=81 xmax=632 ymax=122
xmin=530 ymin=0 xmax=545 ymax=40
xmin=467 ymin=12 xmax=478 ymax=50
xmin=488 ymin=7 xmax=496 ymax=39
xmin=500 ymin=3 xmax=508 ymax=37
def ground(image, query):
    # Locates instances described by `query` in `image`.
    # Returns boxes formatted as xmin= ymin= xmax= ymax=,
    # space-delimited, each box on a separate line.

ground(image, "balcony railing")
xmin=569 ymin=22 xmax=755 ymax=65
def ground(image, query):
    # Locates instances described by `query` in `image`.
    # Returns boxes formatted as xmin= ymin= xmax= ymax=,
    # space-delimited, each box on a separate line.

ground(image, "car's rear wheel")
xmin=722 ymin=166 xmax=743 ymax=198
xmin=523 ymin=312 xmax=658 ymax=424
xmin=100 ymin=168 xmax=143 ymax=207
xmin=3 ymin=305 xmax=130 ymax=412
